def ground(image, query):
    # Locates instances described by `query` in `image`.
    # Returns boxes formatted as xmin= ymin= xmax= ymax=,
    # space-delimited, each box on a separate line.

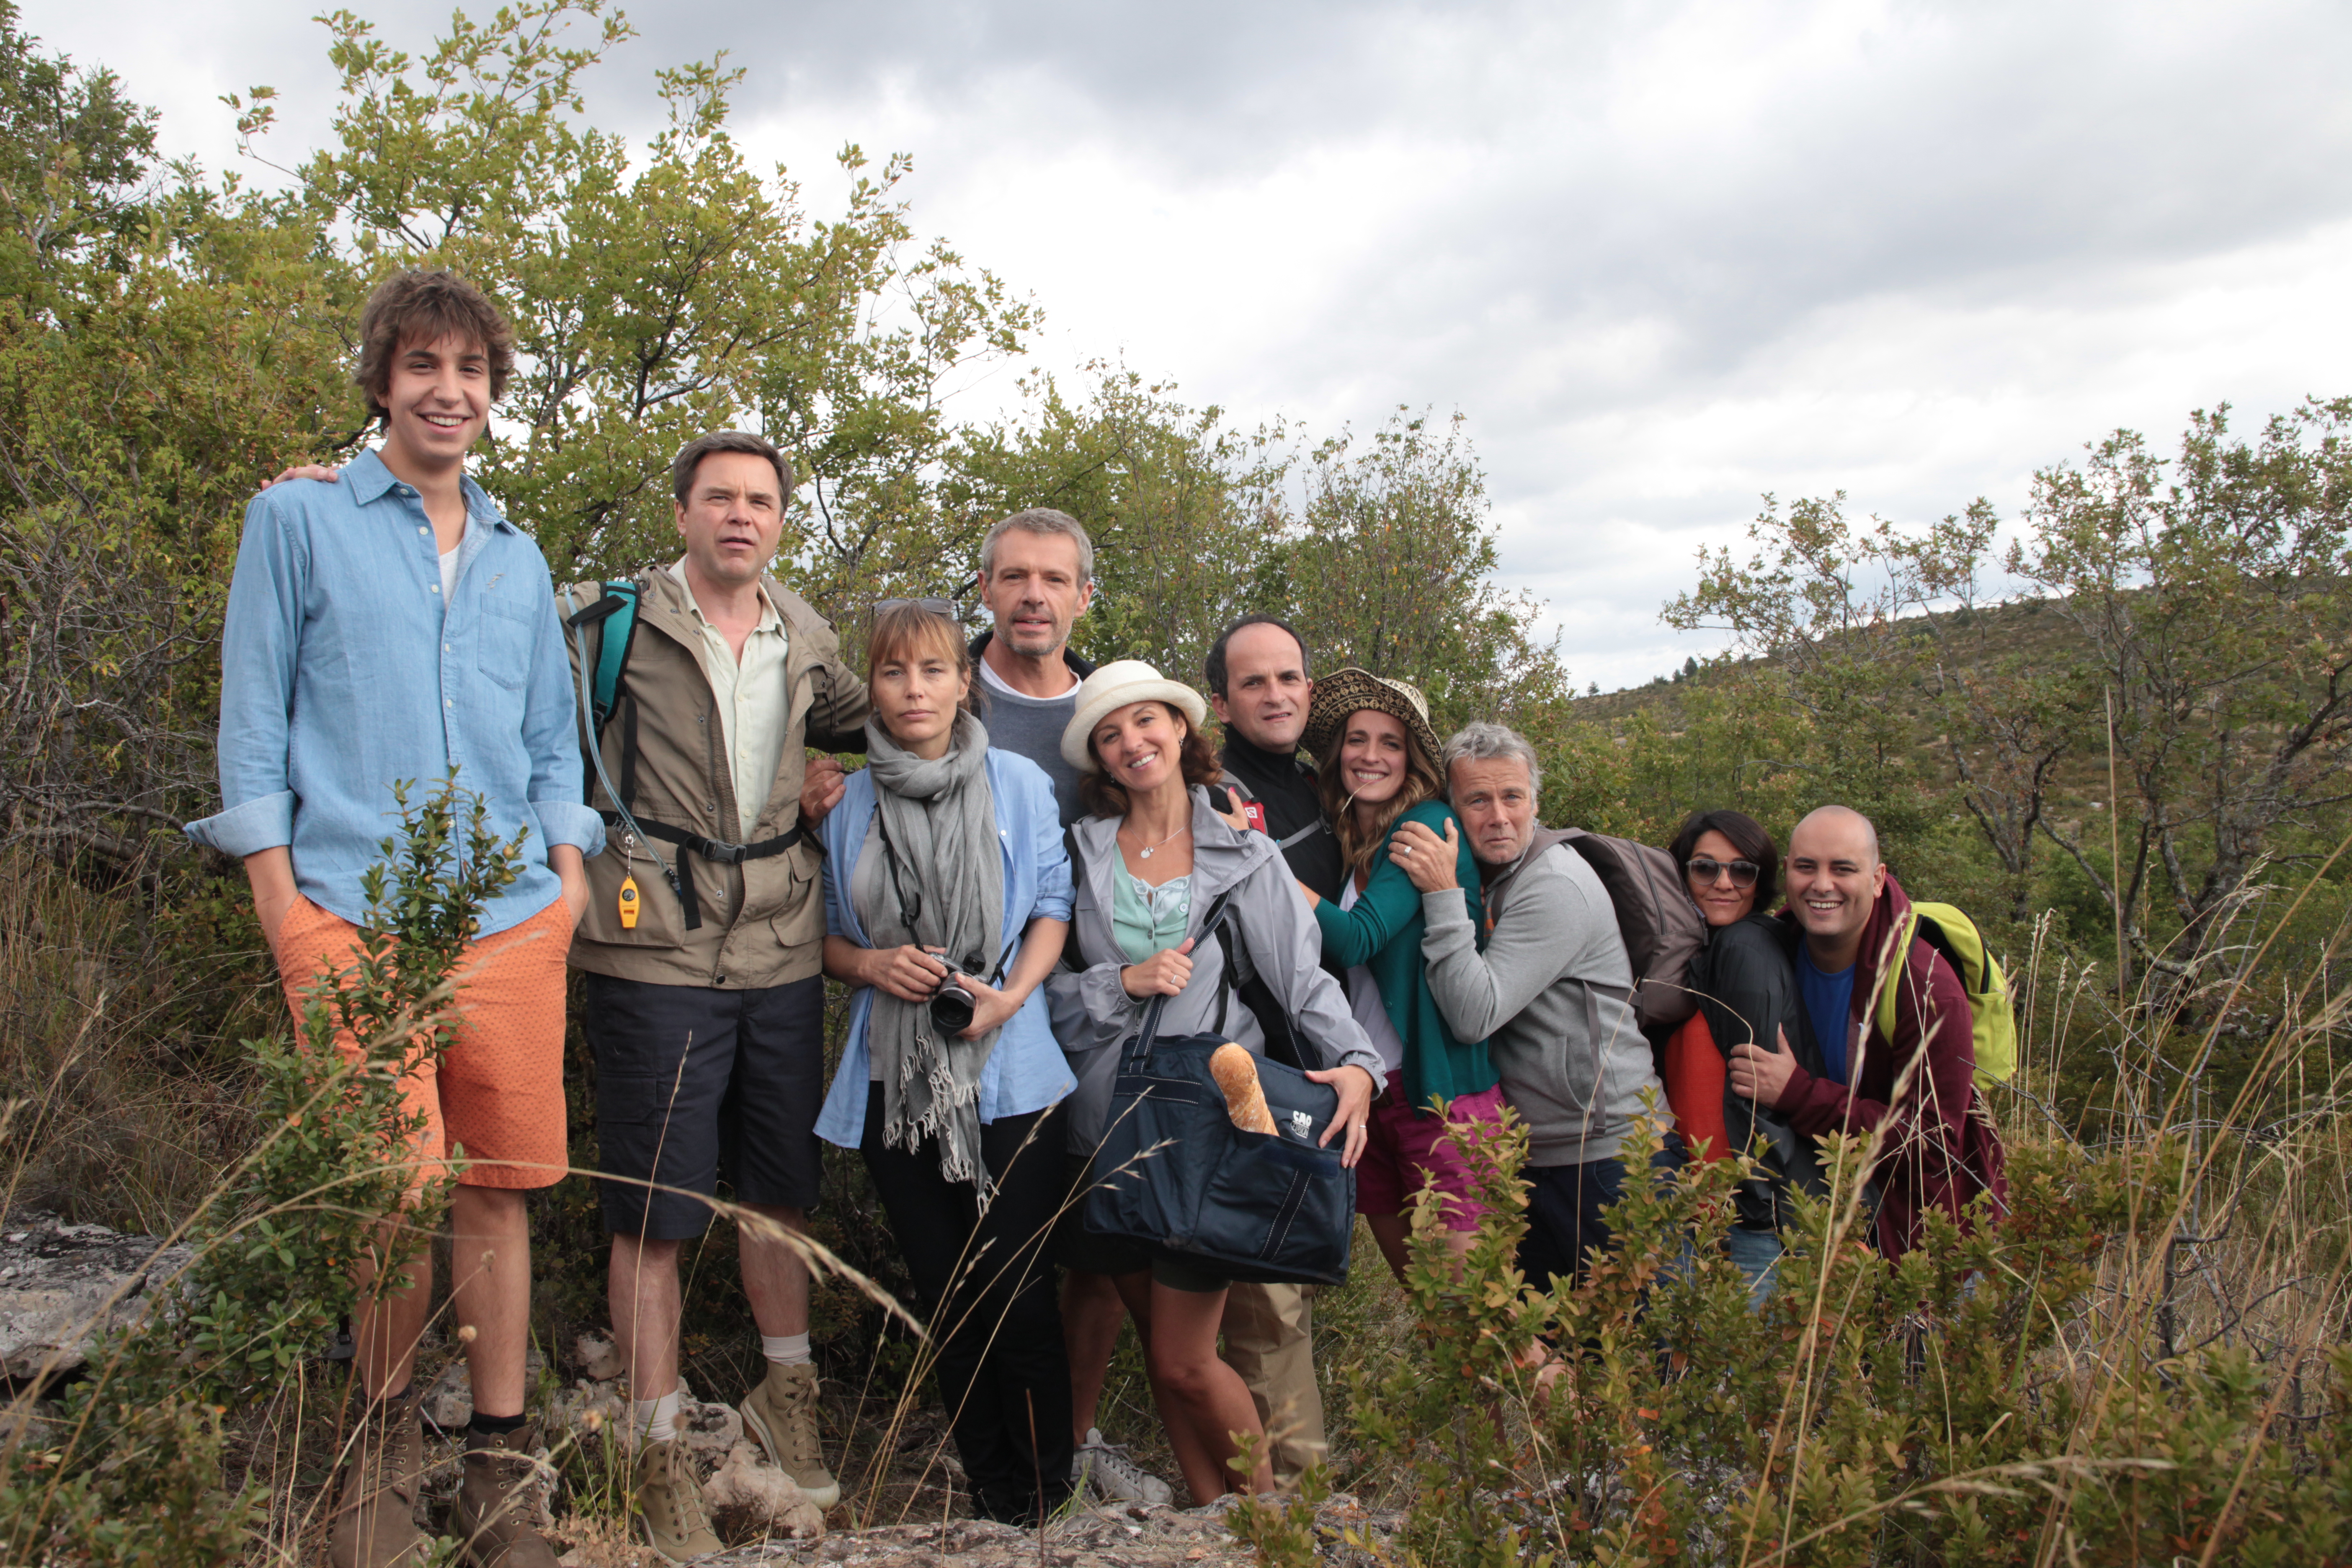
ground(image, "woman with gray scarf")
xmin=812 ymin=601 xmax=1078 ymax=1524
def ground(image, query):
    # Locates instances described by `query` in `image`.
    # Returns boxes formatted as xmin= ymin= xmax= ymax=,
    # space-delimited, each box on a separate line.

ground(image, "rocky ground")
xmin=0 ymin=1213 xmax=1404 ymax=1565
xmin=0 ymin=1211 xmax=193 ymax=1381
xmin=546 ymin=1492 xmax=1400 ymax=1568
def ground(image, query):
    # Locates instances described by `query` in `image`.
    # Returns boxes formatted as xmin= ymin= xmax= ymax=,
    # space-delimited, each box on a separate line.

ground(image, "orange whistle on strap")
xmin=617 ymin=873 xmax=640 ymax=930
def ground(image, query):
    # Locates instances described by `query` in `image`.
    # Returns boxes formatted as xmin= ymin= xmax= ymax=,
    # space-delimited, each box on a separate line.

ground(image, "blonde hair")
xmin=1315 ymin=709 xmax=1445 ymax=881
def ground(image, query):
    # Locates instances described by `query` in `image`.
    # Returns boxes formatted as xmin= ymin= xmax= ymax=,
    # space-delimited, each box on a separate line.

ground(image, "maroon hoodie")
xmin=1772 ymin=872 xmax=2007 ymax=1260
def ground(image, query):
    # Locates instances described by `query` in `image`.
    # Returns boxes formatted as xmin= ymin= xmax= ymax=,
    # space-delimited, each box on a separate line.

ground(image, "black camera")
xmin=929 ymin=957 xmax=983 ymax=1034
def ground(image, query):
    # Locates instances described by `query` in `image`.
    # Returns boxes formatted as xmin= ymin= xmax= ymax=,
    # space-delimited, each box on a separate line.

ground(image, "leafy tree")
xmin=1282 ymin=408 xmax=1571 ymax=735
xmin=234 ymin=2 xmax=1037 ymax=592
xmin=946 ymin=364 xmax=1287 ymax=678
xmin=2012 ymin=401 xmax=2352 ymax=975
xmin=1663 ymin=492 xmax=1939 ymax=847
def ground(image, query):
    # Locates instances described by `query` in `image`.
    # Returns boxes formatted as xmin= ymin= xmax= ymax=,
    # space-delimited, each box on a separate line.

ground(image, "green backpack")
xmin=1870 ymin=901 xmax=2016 ymax=1089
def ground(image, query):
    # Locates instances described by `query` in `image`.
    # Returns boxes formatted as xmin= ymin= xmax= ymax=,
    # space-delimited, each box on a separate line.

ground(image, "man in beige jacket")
xmin=563 ymin=431 xmax=867 ymax=1559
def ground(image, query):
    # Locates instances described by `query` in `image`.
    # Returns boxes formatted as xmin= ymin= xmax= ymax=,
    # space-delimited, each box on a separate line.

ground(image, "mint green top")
xmin=1112 ymin=869 xmax=1193 ymax=964
xmin=1312 ymin=799 xmax=1494 ymax=1114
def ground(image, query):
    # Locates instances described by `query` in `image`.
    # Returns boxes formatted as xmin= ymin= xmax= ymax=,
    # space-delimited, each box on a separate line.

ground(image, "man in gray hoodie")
xmin=1387 ymin=723 xmax=1681 ymax=1291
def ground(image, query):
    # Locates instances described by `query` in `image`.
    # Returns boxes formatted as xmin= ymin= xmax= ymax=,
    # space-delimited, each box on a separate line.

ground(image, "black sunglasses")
xmin=1686 ymin=856 xmax=1760 ymax=889
xmin=874 ymin=596 xmax=957 ymax=619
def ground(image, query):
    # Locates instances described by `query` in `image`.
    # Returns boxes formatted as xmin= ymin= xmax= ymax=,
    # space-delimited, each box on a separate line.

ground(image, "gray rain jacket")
xmin=1421 ymin=830 xmax=1664 ymax=1168
xmin=1047 ymin=786 xmax=1385 ymax=1155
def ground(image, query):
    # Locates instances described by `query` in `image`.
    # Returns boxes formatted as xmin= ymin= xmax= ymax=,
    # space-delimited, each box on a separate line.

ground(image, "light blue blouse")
xmin=813 ymin=747 xmax=1076 ymax=1147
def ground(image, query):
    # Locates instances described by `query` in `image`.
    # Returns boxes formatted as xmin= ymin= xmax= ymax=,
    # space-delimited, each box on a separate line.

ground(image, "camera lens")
xmin=930 ymin=983 xmax=975 ymax=1034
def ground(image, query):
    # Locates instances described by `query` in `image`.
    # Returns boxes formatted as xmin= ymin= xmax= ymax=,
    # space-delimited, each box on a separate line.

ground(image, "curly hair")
xmin=355 ymin=269 xmax=516 ymax=424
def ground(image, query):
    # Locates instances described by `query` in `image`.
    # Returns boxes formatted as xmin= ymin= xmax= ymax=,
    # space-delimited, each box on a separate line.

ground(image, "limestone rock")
xmin=674 ymin=1381 xmax=743 ymax=1459
xmin=573 ymin=1330 xmax=626 ymax=1382
xmin=703 ymin=1441 xmax=824 ymax=1538
xmin=0 ymin=1213 xmax=193 ymax=1380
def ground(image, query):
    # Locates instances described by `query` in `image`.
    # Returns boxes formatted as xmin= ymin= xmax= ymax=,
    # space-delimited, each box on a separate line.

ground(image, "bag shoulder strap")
xmin=1121 ymin=884 xmax=1241 ymax=1070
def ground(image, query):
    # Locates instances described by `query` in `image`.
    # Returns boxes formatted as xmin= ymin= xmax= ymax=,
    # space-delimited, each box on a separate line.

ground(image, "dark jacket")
xmin=1690 ymin=913 xmax=1826 ymax=1230
xmin=1217 ymin=733 xmax=1346 ymax=901
xmin=1768 ymin=872 xmax=2008 ymax=1259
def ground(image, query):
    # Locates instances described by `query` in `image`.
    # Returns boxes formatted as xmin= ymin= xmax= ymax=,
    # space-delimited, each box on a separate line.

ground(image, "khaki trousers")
xmin=1218 ymin=1282 xmax=1325 ymax=1484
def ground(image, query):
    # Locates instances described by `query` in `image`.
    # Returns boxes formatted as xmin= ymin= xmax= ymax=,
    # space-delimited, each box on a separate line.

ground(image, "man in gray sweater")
xmin=1387 ymin=723 xmax=1681 ymax=1291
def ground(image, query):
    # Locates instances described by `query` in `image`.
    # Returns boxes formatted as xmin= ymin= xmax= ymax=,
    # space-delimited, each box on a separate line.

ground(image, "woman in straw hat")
xmin=1046 ymin=660 xmax=1383 ymax=1505
xmin=1299 ymin=668 xmax=1498 ymax=1281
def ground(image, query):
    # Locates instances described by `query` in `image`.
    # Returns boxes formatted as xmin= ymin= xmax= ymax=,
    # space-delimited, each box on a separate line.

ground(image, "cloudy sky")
xmin=31 ymin=1 xmax=2352 ymax=689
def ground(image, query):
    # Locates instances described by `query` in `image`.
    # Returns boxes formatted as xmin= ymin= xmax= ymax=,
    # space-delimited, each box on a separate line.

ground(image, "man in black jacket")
xmin=1209 ymin=615 xmax=1344 ymax=900
xmin=1199 ymin=613 xmax=1339 ymax=1485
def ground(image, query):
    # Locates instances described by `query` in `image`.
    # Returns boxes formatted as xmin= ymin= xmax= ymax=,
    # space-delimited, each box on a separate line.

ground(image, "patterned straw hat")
xmin=1302 ymin=667 xmax=1442 ymax=771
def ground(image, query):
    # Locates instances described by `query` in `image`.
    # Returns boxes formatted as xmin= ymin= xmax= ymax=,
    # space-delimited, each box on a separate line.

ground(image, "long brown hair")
xmin=1079 ymin=701 xmax=1221 ymax=818
xmin=1315 ymin=709 xmax=1444 ymax=882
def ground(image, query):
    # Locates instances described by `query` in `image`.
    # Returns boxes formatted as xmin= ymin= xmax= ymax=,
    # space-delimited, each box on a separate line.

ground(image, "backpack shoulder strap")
xmin=1871 ymin=908 xmax=1925 ymax=1044
xmin=589 ymin=580 xmax=640 ymax=732
xmin=562 ymin=578 xmax=642 ymax=733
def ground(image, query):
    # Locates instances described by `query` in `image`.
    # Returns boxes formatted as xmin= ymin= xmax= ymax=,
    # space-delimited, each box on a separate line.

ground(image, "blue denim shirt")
xmin=814 ymin=748 xmax=1075 ymax=1147
xmin=185 ymin=451 xmax=604 ymax=935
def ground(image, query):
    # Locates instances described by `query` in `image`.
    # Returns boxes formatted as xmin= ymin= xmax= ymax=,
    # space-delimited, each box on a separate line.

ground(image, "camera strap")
xmin=874 ymin=796 xmax=1016 ymax=986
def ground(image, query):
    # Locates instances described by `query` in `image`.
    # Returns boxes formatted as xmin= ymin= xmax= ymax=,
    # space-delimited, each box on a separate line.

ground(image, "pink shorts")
xmin=1354 ymin=1072 xmax=1509 ymax=1232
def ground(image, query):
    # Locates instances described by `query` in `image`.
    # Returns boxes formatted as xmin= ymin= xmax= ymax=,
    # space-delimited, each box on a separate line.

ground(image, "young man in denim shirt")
xmin=188 ymin=270 xmax=599 ymax=1568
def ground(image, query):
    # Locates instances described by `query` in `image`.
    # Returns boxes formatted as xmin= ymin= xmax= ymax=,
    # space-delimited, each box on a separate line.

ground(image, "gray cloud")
xmin=26 ymin=0 xmax=2352 ymax=687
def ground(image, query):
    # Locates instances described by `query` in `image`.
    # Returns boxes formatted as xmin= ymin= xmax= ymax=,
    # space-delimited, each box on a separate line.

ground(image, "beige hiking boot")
xmin=737 ymin=1361 xmax=840 ymax=1509
xmin=329 ymin=1387 xmax=427 ymax=1568
xmin=632 ymin=1437 xmax=721 ymax=1563
xmin=451 ymin=1422 xmax=559 ymax=1568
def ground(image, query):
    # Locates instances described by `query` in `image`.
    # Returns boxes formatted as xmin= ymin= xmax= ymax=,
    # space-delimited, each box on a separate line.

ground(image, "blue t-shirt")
xmin=1798 ymin=947 xmax=1856 ymax=1086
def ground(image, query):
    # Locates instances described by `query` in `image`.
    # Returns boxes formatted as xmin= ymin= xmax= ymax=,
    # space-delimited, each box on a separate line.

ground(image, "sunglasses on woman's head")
xmin=874 ymin=596 xmax=957 ymax=619
xmin=1687 ymin=856 xmax=1760 ymax=889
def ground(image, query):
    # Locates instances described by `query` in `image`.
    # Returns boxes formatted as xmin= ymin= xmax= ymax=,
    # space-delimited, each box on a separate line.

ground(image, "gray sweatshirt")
xmin=1419 ymin=837 xmax=1665 ymax=1167
xmin=1046 ymin=786 xmax=1384 ymax=1154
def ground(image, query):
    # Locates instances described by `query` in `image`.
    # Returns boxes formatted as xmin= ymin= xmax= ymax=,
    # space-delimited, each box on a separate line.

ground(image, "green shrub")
xmin=1 ymin=773 xmax=518 ymax=1564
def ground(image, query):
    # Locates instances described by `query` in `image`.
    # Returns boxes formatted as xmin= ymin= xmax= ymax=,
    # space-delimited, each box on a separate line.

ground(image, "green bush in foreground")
xmin=1235 ymin=1113 xmax=2351 ymax=1567
xmin=0 ymin=774 xmax=518 ymax=1565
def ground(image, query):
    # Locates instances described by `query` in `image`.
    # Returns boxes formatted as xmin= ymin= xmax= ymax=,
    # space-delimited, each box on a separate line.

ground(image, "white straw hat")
xmin=1059 ymin=660 xmax=1211 ymax=774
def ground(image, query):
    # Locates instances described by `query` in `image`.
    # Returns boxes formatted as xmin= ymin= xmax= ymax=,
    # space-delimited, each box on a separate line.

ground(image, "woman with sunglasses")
xmin=811 ymin=599 xmax=1079 ymax=1525
xmin=1666 ymin=810 xmax=1827 ymax=1303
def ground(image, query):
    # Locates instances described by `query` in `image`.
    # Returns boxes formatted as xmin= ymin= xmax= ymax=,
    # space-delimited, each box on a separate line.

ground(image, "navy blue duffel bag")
xmin=1081 ymin=894 xmax=1355 ymax=1288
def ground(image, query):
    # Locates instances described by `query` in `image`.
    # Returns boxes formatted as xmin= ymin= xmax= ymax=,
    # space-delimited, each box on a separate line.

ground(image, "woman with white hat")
xmin=1300 ymin=669 xmax=1498 ymax=1282
xmin=1045 ymin=659 xmax=1383 ymax=1505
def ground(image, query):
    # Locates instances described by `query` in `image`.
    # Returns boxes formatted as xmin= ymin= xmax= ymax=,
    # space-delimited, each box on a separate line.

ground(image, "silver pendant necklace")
xmin=1131 ymin=822 xmax=1190 ymax=859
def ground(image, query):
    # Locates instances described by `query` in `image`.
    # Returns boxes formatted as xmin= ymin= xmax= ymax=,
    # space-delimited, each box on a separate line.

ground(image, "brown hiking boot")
xmin=329 ymin=1388 xmax=426 ymax=1568
xmin=737 ymin=1361 xmax=840 ymax=1509
xmin=451 ymin=1422 xmax=559 ymax=1568
xmin=632 ymin=1437 xmax=721 ymax=1563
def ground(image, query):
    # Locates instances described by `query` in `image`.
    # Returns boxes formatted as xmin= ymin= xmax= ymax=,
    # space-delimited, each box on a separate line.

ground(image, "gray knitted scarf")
xmin=864 ymin=710 xmax=1006 ymax=1192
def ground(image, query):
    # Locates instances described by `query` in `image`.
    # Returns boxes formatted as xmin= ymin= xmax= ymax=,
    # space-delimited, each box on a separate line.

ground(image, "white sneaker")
xmin=1071 ymin=1427 xmax=1174 ymax=1506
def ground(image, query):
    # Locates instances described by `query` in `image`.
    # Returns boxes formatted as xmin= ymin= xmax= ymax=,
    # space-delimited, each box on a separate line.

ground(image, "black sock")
xmin=469 ymin=1409 xmax=528 ymax=1437
xmin=376 ymin=1381 xmax=415 ymax=1406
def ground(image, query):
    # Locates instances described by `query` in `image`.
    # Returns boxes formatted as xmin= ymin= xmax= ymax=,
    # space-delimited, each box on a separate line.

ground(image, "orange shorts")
xmin=272 ymin=894 xmax=573 ymax=1190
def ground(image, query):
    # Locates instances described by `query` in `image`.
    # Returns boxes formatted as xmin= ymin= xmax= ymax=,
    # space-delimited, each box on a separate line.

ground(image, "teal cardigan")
xmin=1313 ymin=799 xmax=1496 ymax=1115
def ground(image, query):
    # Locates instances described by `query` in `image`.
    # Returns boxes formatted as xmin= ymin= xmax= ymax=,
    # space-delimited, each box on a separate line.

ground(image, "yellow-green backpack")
xmin=1870 ymin=902 xmax=2016 ymax=1089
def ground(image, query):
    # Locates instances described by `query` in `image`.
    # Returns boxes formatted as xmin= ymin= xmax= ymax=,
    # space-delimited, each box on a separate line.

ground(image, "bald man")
xmin=1725 ymin=806 xmax=2005 ymax=1260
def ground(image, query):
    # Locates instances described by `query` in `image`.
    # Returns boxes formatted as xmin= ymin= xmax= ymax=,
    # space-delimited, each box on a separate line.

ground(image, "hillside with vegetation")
xmin=0 ymin=3 xmax=2346 ymax=1564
